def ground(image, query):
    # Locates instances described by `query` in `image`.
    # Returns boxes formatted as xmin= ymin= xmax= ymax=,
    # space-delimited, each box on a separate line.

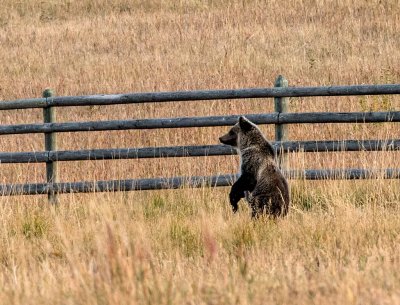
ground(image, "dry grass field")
xmin=0 ymin=0 xmax=399 ymax=304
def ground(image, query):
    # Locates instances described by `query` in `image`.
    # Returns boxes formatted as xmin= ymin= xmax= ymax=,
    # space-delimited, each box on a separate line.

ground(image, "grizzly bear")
xmin=219 ymin=116 xmax=290 ymax=218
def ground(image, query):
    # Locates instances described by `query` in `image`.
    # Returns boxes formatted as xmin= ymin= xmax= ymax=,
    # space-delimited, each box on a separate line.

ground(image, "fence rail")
xmin=1 ymin=84 xmax=400 ymax=110
xmin=0 ymin=77 xmax=399 ymax=200
xmin=1 ymin=168 xmax=400 ymax=196
xmin=0 ymin=111 xmax=399 ymax=135
xmin=0 ymin=139 xmax=399 ymax=163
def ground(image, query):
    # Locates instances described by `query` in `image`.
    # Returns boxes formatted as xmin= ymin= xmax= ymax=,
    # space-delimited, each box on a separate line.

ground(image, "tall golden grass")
xmin=0 ymin=0 xmax=399 ymax=304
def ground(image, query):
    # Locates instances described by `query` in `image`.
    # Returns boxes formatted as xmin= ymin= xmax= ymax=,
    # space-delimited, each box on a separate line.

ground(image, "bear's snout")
xmin=219 ymin=134 xmax=237 ymax=147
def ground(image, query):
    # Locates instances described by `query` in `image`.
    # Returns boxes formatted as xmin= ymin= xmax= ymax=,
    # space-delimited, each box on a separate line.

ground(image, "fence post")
xmin=274 ymin=75 xmax=289 ymax=169
xmin=43 ymin=89 xmax=59 ymax=204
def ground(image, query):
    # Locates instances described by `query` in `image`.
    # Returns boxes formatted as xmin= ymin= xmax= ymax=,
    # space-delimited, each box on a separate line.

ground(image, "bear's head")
xmin=219 ymin=116 xmax=258 ymax=149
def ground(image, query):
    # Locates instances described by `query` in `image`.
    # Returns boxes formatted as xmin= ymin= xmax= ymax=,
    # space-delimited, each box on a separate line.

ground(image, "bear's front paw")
xmin=229 ymin=191 xmax=241 ymax=213
xmin=231 ymin=203 xmax=238 ymax=213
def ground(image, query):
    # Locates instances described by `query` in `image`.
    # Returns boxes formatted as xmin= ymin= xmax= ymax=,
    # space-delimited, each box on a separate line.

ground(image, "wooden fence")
xmin=1 ymin=76 xmax=400 ymax=202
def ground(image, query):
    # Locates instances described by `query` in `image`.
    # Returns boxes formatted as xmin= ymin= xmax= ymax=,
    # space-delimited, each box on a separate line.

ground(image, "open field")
xmin=0 ymin=0 xmax=399 ymax=304
xmin=1 ymin=182 xmax=400 ymax=304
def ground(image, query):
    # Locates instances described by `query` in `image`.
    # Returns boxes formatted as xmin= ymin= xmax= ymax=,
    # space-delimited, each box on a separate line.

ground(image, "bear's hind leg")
xmin=247 ymin=194 xmax=265 ymax=219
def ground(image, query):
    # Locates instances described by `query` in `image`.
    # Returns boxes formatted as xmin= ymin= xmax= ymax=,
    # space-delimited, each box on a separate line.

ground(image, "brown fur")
xmin=219 ymin=116 xmax=290 ymax=217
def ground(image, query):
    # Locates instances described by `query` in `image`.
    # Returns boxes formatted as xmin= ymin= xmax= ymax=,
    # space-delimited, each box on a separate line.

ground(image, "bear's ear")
xmin=239 ymin=116 xmax=253 ymax=132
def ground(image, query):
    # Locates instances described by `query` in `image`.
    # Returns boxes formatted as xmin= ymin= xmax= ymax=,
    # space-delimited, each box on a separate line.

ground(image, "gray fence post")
xmin=43 ymin=89 xmax=59 ymax=204
xmin=274 ymin=75 xmax=289 ymax=169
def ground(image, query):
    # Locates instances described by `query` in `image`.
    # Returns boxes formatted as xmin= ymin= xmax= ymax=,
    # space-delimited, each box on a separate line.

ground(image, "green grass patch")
xmin=169 ymin=220 xmax=202 ymax=257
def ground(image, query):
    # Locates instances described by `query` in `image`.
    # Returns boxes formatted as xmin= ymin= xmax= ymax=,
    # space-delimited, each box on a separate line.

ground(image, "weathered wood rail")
xmin=0 ymin=76 xmax=399 ymax=200
xmin=0 ymin=140 xmax=399 ymax=163
xmin=1 ymin=169 xmax=400 ymax=196
xmin=1 ymin=111 xmax=399 ymax=135
xmin=1 ymin=84 xmax=399 ymax=110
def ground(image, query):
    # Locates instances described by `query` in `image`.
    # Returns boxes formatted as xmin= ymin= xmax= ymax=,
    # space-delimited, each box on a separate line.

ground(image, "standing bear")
xmin=219 ymin=116 xmax=290 ymax=218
